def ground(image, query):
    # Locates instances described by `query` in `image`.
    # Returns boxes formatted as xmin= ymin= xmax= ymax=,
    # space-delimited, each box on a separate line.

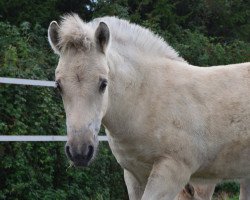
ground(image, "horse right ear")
xmin=48 ymin=21 xmax=60 ymax=55
xmin=95 ymin=22 xmax=110 ymax=54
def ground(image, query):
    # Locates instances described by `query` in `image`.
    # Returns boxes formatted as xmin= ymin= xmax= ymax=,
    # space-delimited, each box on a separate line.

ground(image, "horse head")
xmin=48 ymin=14 xmax=110 ymax=166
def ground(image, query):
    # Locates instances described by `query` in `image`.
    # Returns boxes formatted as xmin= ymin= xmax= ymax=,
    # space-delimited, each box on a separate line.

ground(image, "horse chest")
xmin=107 ymin=135 xmax=153 ymax=181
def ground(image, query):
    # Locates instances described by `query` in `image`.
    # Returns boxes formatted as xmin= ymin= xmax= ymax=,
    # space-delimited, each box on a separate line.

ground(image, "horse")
xmin=48 ymin=14 xmax=250 ymax=200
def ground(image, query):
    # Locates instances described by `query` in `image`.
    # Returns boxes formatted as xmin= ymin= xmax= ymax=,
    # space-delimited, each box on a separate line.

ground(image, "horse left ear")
xmin=48 ymin=21 xmax=60 ymax=55
xmin=95 ymin=22 xmax=110 ymax=53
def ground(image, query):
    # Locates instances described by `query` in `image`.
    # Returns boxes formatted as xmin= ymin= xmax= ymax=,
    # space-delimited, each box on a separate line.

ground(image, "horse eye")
xmin=55 ymin=80 xmax=62 ymax=93
xmin=99 ymin=79 xmax=107 ymax=93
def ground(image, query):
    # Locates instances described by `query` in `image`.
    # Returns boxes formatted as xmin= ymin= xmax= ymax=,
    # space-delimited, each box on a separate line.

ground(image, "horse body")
xmin=48 ymin=14 xmax=250 ymax=199
xmin=104 ymin=49 xmax=250 ymax=179
xmin=104 ymin=53 xmax=250 ymax=197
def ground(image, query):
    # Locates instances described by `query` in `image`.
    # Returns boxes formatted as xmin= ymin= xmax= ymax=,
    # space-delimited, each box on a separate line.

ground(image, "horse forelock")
xmin=57 ymin=14 xmax=94 ymax=52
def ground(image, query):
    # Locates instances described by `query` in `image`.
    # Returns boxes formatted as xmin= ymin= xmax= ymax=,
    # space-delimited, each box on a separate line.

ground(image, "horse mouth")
xmin=74 ymin=145 xmax=94 ymax=167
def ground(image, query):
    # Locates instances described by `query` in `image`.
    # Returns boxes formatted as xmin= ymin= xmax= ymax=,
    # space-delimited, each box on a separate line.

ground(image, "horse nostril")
xmin=65 ymin=145 xmax=73 ymax=161
xmin=87 ymin=145 xmax=94 ymax=161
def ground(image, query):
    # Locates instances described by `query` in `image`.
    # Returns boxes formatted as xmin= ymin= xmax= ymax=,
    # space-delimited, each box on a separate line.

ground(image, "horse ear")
xmin=95 ymin=22 xmax=110 ymax=53
xmin=48 ymin=21 xmax=60 ymax=55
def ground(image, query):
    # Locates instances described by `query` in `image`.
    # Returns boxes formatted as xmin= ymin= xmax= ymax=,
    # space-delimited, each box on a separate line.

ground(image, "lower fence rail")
xmin=0 ymin=135 xmax=108 ymax=142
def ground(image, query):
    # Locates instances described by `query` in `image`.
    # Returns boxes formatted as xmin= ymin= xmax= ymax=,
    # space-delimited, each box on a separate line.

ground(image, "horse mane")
xmin=57 ymin=14 xmax=185 ymax=62
xmin=90 ymin=16 xmax=186 ymax=62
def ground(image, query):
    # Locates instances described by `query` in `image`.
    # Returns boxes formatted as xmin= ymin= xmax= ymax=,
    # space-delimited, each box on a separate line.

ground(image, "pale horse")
xmin=47 ymin=14 xmax=250 ymax=200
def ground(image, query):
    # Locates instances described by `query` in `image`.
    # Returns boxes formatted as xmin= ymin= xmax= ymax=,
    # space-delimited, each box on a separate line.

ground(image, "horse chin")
xmin=73 ymin=160 xmax=91 ymax=167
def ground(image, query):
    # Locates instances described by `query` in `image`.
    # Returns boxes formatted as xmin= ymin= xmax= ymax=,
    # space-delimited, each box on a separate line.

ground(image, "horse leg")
xmin=174 ymin=182 xmax=216 ymax=200
xmin=174 ymin=183 xmax=197 ymax=200
xmin=124 ymin=169 xmax=145 ymax=200
xmin=189 ymin=183 xmax=216 ymax=200
xmin=191 ymin=183 xmax=215 ymax=200
xmin=141 ymin=157 xmax=192 ymax=200
xmin=240 ymin=179 xmax=250 ymax=200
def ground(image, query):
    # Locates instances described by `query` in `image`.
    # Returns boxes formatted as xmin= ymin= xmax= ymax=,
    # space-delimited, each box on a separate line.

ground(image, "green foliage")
xmin=172 ymin=30 xmax=250 ymax=66
xmin=0 ymin=0 xmax=93 ymax=26
xmin=0 ymin=0 xmax=249 ymax=199
xmin=214 ymin=181 xmax=240 ymax=199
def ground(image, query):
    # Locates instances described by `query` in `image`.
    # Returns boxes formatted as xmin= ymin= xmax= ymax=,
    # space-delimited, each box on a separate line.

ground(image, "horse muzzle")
xmin=65 ymin=132 xmax=96 ymax=167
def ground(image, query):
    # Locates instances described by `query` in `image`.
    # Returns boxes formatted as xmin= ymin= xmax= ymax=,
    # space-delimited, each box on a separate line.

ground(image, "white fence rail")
xmin=0 ymin=135 xmax=108 ymax=142
xmin=0 ymin=77 xmax=55 ymax=87
xmin=0 ymin=77 xmax=108 ymax=142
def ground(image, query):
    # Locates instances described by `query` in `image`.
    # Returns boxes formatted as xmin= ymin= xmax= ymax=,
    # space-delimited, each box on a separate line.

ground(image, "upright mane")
xmin=57 ymin=14 xmax=185 ymax=62
xmin=90 ymin=16 xmax=185 ymax=62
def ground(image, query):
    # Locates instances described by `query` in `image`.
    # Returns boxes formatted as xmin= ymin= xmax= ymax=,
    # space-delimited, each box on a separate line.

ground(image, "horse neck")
xmin=102 ymin=46 xmax=175 ymax=137
xmin=102 ymin=48 xmax=148 ymax=135
xmin=101 ymin=43 xmax=194 ymax=137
